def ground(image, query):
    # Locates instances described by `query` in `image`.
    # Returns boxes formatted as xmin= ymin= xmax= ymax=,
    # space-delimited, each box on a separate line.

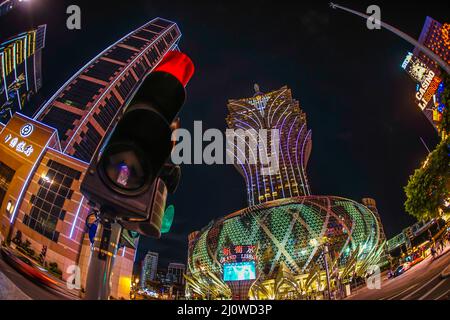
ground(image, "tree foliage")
xmin=404 ymin=136 xmax=450 ymax=220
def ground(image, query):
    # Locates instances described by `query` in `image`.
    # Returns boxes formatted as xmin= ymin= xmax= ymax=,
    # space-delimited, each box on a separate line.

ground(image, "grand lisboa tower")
xmin=185 ymin=85 xmax=386 ymax=300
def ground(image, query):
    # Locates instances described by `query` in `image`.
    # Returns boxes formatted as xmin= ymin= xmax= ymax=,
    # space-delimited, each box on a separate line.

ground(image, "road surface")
xmin=0 ymin=253 xmax=70 ymax=300
xmin=347 ymin=245 xmax=450 ymax=300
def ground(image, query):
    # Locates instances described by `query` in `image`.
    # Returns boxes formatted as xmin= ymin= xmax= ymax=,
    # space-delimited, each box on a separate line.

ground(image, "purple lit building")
xmin=226 ymin=85 xmax=312 ymax=206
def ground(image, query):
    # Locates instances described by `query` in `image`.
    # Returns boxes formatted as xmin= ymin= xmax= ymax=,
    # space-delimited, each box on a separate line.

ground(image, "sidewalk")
xmin=0 ymin=269 xmax=31 ymax=300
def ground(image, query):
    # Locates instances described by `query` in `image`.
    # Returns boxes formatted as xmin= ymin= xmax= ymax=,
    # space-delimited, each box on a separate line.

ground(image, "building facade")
xmin=401 ymin=17 xmax=449 ymax=132
xmin=167 ymin=262 xmax=186 ymax=285
xmin=361 ymin=198 xmax=386 ymax=244
xmin=141 ymin=251 xmax=159 ymax=287
xmin=0 ymin=17 xmax=182 ymax=299
xmin=413 ymin=17 xmax=450 ymax=72
xmin=226 ymin=85 xmax=312 ymax=206
xmin=1 ymin=25 xmax=46 ymax=124
xmin=186 ymin=196 xmax=383 ymax=299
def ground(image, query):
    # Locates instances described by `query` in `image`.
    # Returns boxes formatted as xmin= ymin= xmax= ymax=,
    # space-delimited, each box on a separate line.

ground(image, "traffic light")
xmin=159 ymin=163 xmax=181 ymax=193
xmin=161 ymin=205 xmax=175 ymax=234
xmin=80 ymin=51 xmax=194 ymax=226
xmin=120 ymin=163 xmax=181 ymax=238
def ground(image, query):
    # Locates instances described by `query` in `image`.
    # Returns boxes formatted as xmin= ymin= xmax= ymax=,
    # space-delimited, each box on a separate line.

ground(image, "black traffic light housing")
xmin=81 ymin=51 xmax=194 ymax=227
xmin=119 ymin=163 xmax=182 ymax=238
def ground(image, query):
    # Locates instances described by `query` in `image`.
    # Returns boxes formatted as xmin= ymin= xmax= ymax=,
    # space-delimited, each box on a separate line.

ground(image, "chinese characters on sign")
xmin=220 ymin=245 xmax=257 ymax=264
xmin=3 ymin=133 xmax=34 ymax=157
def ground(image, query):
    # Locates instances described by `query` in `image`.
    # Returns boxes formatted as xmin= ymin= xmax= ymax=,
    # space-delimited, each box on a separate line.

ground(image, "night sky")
xmin=1 ymin=0 xmax=446 ymax=269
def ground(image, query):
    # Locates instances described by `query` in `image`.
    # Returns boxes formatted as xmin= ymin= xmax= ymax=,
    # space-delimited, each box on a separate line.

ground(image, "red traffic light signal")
xmin=154 ymin=51 xmax=194 ymax=87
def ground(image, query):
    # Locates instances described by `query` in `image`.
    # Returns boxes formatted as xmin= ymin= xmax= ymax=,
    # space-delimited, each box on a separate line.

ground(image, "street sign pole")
xmin=84 ymin=213 xmax=122 ymax=300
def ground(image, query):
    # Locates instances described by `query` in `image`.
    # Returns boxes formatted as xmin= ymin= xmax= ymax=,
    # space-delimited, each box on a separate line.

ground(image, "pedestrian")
xmin=431 ymin=245 xmax=437 ymax=259
xmin=435 ymin=240 xmax=441 ymax=255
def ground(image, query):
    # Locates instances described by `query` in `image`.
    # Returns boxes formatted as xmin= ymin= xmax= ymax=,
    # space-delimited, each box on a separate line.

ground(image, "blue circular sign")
xmin=20 ymin=123 xmax=34 ymax=138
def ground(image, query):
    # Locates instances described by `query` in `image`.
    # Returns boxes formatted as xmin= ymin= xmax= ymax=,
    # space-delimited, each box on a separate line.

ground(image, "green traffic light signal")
xmin=161 ymin=205 xmax=175 ymax=234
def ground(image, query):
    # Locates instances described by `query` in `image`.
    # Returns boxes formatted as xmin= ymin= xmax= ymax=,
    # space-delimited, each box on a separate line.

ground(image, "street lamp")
xmin=330 ymin=2 xmax=450 ymax=74
xmin=322 ymin=243 xmax=332 ymax=300
xmin=309 ymin=238 xmax=318 ymax=247
xmin=309 ymin=237 xmax=332 ymax=299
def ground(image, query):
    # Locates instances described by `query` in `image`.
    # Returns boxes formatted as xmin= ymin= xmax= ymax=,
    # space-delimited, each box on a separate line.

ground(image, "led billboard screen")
xmin=223 ymin=261 xmax=256 ymax=281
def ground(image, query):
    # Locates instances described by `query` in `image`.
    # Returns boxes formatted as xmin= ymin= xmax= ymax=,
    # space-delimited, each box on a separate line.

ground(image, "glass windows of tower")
xmin=84 ymin=59 xmax=120 ymax=82
xmin=72 ymin=122 xmax=103 ymax=162
xmin=56 ymin=78 xmax=104 ymax=111
xmin=40 ymin=107 xmax=82 ymax=142
xmin=106 ymin=46 xmax=136 ymax=63
xmin=23 ymin=160 xmax=81 ymax=242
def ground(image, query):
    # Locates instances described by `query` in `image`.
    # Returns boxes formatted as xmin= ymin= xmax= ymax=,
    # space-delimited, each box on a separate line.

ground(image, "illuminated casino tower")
xmin=0 ymin=17 xmax=182 ymax=299
xmin=0 ymin=25 xmax=46 ymax=124
xmin=226 ymin=85 xmax=312 ymax=206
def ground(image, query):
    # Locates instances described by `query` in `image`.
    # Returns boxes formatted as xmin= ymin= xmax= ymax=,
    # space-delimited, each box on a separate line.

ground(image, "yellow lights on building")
xmin=119 ymin=276 xmax=132 ymax=293
xmin=441 ymin=23 xmax=450 ymax=48
xmin=27 ymin=31 xmax=36 ymax=57
xmin=40 ymin=173 xmax=52 ymax=184
xmin=1 ymin=30 xmax=38 ymax=77
xmin=15 ymin=39 xmax=25 ymax=65
xmin=6 ymin=200 xmax=14 ymax=215
xmin=4 ymin=47 xmax=13 ymax=75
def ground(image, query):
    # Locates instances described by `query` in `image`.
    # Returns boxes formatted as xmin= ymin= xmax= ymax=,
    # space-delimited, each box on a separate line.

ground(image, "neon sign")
xmin=3 ymin=133 xmax=34 ymax=157
xmin=401 ymin=52 xmax=413 ymax=69
xmin=407 ymin=56 xmax=430 ymax=83
xmin=248 ymin=95 xmax=270 ymax=115
xmin=220 ymin=245 xmax=257 ymax=264
xmin=416 ymin=70 xmax=441 ymax=110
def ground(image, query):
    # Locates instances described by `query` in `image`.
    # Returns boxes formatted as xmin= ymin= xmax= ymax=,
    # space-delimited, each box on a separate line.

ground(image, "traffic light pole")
xmin=80 ymin=51 xmax=194 ymax=300
xmin=84 ymin=213 xmax=122 ymax=300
